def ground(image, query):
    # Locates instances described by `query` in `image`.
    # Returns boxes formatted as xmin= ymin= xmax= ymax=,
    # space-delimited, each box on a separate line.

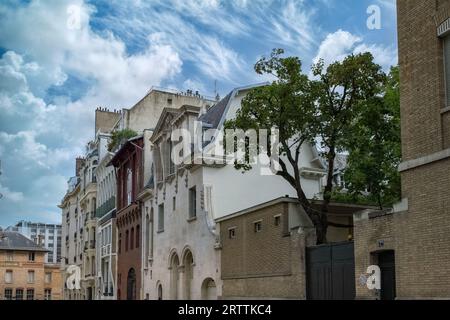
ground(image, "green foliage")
xmin=342 ymin=66 xmax=401 ymax=209
xmin=226 ymin=48 xmax=390 ymax=244
xmin=107 ymin=128 xmax=138 ymax=152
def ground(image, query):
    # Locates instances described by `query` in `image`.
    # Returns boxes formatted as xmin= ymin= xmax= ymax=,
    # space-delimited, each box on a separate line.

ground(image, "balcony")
xmin=96 ymin=196 xmax=116 ymax=218
xmin=84 ymin=240 xmax=96 ymax=251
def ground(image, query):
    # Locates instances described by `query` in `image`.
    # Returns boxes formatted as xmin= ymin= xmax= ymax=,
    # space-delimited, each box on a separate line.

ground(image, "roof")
xmin=198 ymin=91 xmax=233 ymax=129
xmin=108 ymin=135 xmax=144 ymax=167
xmin=0 ymin=231 xmax=49 ymax=252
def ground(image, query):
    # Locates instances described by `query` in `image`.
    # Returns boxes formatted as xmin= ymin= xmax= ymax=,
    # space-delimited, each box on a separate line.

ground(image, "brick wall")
xmin=219 ymin=201 xmax=312 ymax=299
xmin=354 ymin=0 xmax=450 ymax=299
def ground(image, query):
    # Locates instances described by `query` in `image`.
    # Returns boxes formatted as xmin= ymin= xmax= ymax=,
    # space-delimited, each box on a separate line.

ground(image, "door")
xmin=378 ymin=251 xmax=396 ymax=300
xmin=306 ymin=241 xmax=355 ymax=300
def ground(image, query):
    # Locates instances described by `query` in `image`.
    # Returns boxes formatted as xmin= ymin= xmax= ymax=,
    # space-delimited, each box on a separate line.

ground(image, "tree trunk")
xmin=319 ymin=145 xmax=336 ymax=245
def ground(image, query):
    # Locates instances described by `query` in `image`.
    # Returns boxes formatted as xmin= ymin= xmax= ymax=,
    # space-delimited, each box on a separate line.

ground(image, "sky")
xmin=0 ymin=0 xmax=398 ymax=227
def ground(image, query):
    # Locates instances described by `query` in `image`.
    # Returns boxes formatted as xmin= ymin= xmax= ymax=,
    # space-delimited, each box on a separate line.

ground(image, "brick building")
xmin=110 ymin=136 xmax=144 ymax=300
xmin=0 ymin=231 xmax=63 ymax=300
xmin=354 ymin=0 xmax=450 ymax=299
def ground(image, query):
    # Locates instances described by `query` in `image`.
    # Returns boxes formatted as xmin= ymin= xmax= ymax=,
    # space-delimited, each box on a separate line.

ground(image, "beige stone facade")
xmin=0 ymin=247 xmax=62 ymax=300
xmin=354 ymin=0 xmax=450 ymax=299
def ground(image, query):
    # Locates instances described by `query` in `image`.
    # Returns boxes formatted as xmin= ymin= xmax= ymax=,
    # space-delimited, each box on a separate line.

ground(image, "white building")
xmin=141 ymin=83 xmax=331 ymax=300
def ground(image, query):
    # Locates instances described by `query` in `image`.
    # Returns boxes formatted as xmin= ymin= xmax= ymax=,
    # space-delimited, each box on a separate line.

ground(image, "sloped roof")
xmin=0 ymin=231 xmax=49 ymax=252
xmin=198 ymin=91 xmax=233 ymax=129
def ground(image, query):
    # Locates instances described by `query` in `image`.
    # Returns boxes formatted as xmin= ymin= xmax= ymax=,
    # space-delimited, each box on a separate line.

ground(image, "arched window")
xmin=158 ymin=284 xmax=163 ymax=300
xmin=125 ymin=230 xmax=129 ymax=251
xmin=127 ymin=268 xmax=136 ymax=300
xmin=130 ymin=228 xmax=134 ymax=250
xmin=136 ymin=225 xmax=140 ymax=248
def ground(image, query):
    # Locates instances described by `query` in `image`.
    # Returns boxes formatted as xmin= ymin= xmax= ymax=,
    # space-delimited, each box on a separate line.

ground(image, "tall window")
xmin=15 ymin=289 xmax=23 ymax=300
xmin=189 ymin=186 xmax=197 ymax=219
xmin=28 ymin=252 xmax=35 ymax=262
xmin=445 ymin=34 xmax=450 ymax=106
xmin=26 ymin=289 xmax=34 ymax=300
xmin=136 ymin=225 xmax=140 ymax=249
xmin=4 ymin=289 xmax=12 ymax=300
xmin=45 ymin=272 xmax=52 ymax=284
xmin=127 ymin=167 xmax=132 ymax=205
xmin=169 ymin=140 xmax=175 ymax=175
xmin=130 ymin=228 xmax=134 ymax=250
xmin=27 ymin=270 xmax=35 ymax=283
xmin=4 ymin=270 xmax=12 ymax=283
xmin=125 ymin=230 xmax=129 ymax=251
xmin=118 ymin=233 xmax=122 ymax=254
xmin=158 ymin=204 xmax=165 ymax=232
xmin=44 ymin=289 xmax=52 ymax=300
xmin=6 ymin=251 xmax=13 ymax=261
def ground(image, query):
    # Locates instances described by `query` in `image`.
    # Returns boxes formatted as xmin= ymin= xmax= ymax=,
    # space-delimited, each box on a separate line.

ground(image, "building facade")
xmin=0 ymin=231 xmax=62 ymax=300
xmin=354 ymin=0 xmax=450 ymax=299
xmin=110 ymin=137 xmax=144 ymax=300
xmin=6 ymin=221 xmax=62 ymax=264
xmin=59 ymin=159 xmax=84 ymax=300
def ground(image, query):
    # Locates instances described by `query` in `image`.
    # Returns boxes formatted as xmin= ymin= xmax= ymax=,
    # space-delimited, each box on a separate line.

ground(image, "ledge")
xmin=186 ymin=216 xmax=197 ymax=223
xmin=399 ymin=148 xmax=450 ymax=172
xmin=441 ymin=106 xmax=450 ymax=114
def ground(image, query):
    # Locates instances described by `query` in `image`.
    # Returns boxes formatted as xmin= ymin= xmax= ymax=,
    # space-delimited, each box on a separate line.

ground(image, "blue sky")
xmin=0 ymin=0 xmax=397 ymax=227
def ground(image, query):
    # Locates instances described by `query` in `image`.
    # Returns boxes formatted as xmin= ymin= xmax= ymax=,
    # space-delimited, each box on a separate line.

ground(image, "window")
xmin=44 ymin=289 xmax=52 ymax=300
xmin=5 ymin=270 xmax=12 ymax=283
xmin=4 ymin=289 xmax=12 ymax=300
xmin=27 ymin=270 xmax=35 ymax=283
xmin=228 ymin=228 xmax=236 ymax=239
xmin=254 ymin=221 xmax=262 ymax=233
xmin=45 ymin=272 xmax=52 ymax=284
xmin=172 ymin=196 xmax=176 ymax=211
xmin=118 ymin=233 xmax=122 ymax=254
xmin=15 ymin=289 xmax=23 ymax=300
xmin=28 ymin=252 xmax=35 ymax=262
xmin=158 ymin=204 xmax=164 ymax=232
xmin=169 ymin=140 xmax=175 ymax=175
xmin=130 ymin=228 xmax=134 ymax=250
xmin=127 ymin=167 xmax=132 ymax=205
xmin=136 ymin=225 xmax=140 ymax=249
xmin=189 ymin=186 xmax=197 ymax=219
xmin=26 ymin=289 xmax=34 ymax=300
xmin=274 ymin=215 xmax=281 ymax=226
xmin=445 ymin=34 xmax=450 ymax=106
xmin=6 ymin=251 xmax=13 ymax=261
xmin=125 ymin=230 xmax=129 ymax=251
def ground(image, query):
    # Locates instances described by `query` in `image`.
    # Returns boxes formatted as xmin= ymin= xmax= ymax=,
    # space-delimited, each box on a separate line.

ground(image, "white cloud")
xmin=312 ymin=29 xmax=397 ymax=72
xmin=0 ymin=0 xmax=183 ymax=226
xmin=0 ymin=184 xmax=24 ymax=202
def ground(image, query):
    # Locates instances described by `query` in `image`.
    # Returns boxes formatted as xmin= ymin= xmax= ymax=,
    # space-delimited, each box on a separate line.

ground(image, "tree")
xmin=226 ymin=49 xmax=386 ymax=244
xmin=311 ymin=52 xmax=386 ymax=242
xmin=342 ymin=66 xmax=401 ymax=209
xmin=107 ymin=129 xmax=138 ymax=152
